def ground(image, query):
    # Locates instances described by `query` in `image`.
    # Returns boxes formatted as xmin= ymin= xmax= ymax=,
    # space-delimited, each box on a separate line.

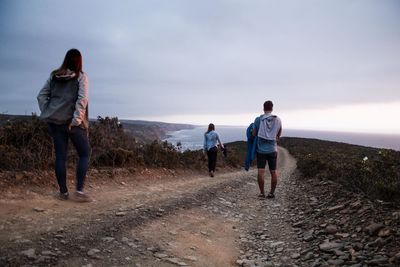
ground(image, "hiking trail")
xmin=1 ymin=147 xmax=399 ymax=266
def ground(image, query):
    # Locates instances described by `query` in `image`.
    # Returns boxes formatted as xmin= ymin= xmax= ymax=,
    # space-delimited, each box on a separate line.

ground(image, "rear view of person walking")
xmin=204 ymin=123 xmax=224 ymax=177
xmin=252 ymin=101 xmax=282 ymax=198
xmin=37 ymin=48 xmax=91 ymax=202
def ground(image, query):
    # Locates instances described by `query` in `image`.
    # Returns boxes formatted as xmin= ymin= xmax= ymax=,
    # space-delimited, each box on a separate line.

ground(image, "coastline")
xmin=164 ymin=126 xmax=400 ymax=151
xmin=121 ymin=119 xmax=195 ymax=142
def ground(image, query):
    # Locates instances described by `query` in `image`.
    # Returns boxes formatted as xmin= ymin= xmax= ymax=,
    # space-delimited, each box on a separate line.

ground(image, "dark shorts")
xmin=257 ymin=152 xmax=277 ymax=170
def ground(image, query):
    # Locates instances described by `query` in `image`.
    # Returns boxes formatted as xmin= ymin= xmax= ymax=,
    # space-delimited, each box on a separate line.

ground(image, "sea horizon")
xmin=164 ymin=126 xmax=400 ymax=151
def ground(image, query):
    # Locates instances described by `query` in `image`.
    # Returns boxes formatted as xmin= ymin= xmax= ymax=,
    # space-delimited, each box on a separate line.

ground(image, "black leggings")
xmin=49 ymin=123 xmax=90 ymax=193
xmin=207 ymin=146 xmax=218 ymax=172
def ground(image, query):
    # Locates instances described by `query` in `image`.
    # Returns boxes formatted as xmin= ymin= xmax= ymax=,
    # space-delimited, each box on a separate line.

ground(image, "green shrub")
xmin=143 ymin=141 xmax=180 ymax=168
xmin=95 ymin=147 xmax=136 ymax=167
xmin=280 ymin=137 xmax=400 ymax=203
xmin=0 ymin=115 xmax=53 ymax=170
xmin=0 ymin=115 xmax=244 ymax=172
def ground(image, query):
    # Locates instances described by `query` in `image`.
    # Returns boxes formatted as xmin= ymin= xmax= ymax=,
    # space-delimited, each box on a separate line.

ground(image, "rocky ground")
xmin=0 ymin=147 xmax=399 ymax=266
xmin=233 ymin=166 xmax=400 ymax=267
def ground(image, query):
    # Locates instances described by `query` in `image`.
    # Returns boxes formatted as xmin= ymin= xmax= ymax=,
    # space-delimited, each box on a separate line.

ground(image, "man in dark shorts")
xmin=252 ymin=100 xmax=282 ymax=198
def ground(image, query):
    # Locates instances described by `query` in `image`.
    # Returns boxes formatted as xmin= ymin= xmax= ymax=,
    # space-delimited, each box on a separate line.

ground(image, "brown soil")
xmin=0 ymin=147 xmax=296 ymax=266
xmin=132 ymin=208 xmax=239 ymax=267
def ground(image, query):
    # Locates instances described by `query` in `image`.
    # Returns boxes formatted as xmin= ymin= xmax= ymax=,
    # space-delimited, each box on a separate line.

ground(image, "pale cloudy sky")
xmin=0 ymin=0 xmax=399 ymax=133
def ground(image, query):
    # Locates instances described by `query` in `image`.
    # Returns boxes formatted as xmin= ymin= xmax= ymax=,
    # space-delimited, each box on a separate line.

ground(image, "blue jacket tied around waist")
xmin=245 ymin=123 xmax=257 ymax=171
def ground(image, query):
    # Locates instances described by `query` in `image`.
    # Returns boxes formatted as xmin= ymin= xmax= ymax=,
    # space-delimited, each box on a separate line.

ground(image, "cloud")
xmin=281 ymin=101 xmax=400 ymax=134
xmin=0 ymin=0 xmax=399 ymax=130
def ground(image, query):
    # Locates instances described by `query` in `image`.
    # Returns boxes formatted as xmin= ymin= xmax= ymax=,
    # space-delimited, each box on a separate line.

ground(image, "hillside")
xmin=0 ymin=114 xmax=194 ymax=143
xmin=120 ymin=119 xmax=194 ymax=142
xmin=279 ymin=137 xmax=400 ymax=204
xmin=0 ymin=114 xmax=34 ymax=126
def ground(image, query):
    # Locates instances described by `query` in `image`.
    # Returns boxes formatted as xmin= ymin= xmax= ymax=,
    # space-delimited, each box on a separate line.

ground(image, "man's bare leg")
xmin=270 ymin=170 xmax=278 ymax=194
xmin=257 ymin=168 xmax=265 ymax=196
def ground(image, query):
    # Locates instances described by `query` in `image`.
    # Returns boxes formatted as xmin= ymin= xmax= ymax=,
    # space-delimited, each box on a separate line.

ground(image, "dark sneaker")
xmin=266 ymin=192 xmax=275 ymax=199
xmin=209 ymin=171 xmax=214 ymax=177
xmin=56 ymin=192 xmax=69 ymax=200
xmin=73 ymin=192 xmax=92 ymax=202
xmin=258 ymin=193 xmax=266 ymax=199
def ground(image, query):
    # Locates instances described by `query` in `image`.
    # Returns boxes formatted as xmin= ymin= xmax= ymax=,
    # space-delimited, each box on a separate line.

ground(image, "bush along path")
xmin=1 ymin=147 xmax=400 ymax=266
xmin=0 ymin=115 xmax=222 ymax=172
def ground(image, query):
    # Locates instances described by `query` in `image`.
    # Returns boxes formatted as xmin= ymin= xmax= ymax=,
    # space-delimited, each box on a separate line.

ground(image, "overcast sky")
xmin=0 ymin=1 xmax=399 ymax=133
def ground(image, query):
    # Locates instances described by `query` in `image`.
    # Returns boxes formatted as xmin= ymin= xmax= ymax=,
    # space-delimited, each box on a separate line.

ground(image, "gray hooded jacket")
xmin=37 ymin=69 xmax=89 ymax=129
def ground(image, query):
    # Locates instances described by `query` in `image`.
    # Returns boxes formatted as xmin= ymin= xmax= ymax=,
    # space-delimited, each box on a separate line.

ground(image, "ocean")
xmin=164 ymin=126 xmax=400 ymax=151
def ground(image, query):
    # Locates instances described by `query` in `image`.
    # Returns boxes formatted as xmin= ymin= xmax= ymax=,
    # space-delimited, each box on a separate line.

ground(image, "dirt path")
xmin=3 ymin=147 xmax=398 ymax=266
xmin=0 ymin=147 xmax=295 ymax=266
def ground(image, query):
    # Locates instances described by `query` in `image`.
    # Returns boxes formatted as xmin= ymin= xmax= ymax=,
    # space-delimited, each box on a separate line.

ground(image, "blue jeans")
xmin=48 ymin=123 xmax=90 ymax=193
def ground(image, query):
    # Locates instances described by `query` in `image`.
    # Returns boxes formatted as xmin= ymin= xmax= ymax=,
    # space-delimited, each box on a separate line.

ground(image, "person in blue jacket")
xmin=204 ymin=123 xmax=224 ymax=177
xmin=252 ymin=101 xmax=282 ymax=199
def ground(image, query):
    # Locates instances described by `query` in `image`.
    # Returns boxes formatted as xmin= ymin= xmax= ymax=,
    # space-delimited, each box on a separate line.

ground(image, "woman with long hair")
xmin=203 ymin=123 xmax=224 ymax=177
xmin=37 ymin=48 xmax=90 ymax=202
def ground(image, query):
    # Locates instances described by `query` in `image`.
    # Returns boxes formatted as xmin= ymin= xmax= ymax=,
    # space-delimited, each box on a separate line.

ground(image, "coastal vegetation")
xmin=0 ymin=114 xmax=242 ymax=172
xmin=2 ymin=114 xmax=399 ymax=205
xmin=280 ymin=137 xmax=400 ymax=203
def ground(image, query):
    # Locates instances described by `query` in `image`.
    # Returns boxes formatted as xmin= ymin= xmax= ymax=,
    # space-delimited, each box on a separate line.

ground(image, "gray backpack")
xmin=40 ymin=77 xmax=79 ymax=125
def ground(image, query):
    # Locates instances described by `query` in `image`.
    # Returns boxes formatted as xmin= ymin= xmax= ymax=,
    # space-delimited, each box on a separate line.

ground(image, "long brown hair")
xmin=52 ymin=49 xmax=83 ymax=77
xmin=206 ymin=123 xmax=215 ymax=134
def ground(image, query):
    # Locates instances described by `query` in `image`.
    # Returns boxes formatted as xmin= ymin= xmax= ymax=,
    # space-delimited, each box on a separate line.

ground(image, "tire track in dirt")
xmin=0 ymin=147 xmax=297 ymax=266
xmin=0 ymin=172 xmax=254 ymax=266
